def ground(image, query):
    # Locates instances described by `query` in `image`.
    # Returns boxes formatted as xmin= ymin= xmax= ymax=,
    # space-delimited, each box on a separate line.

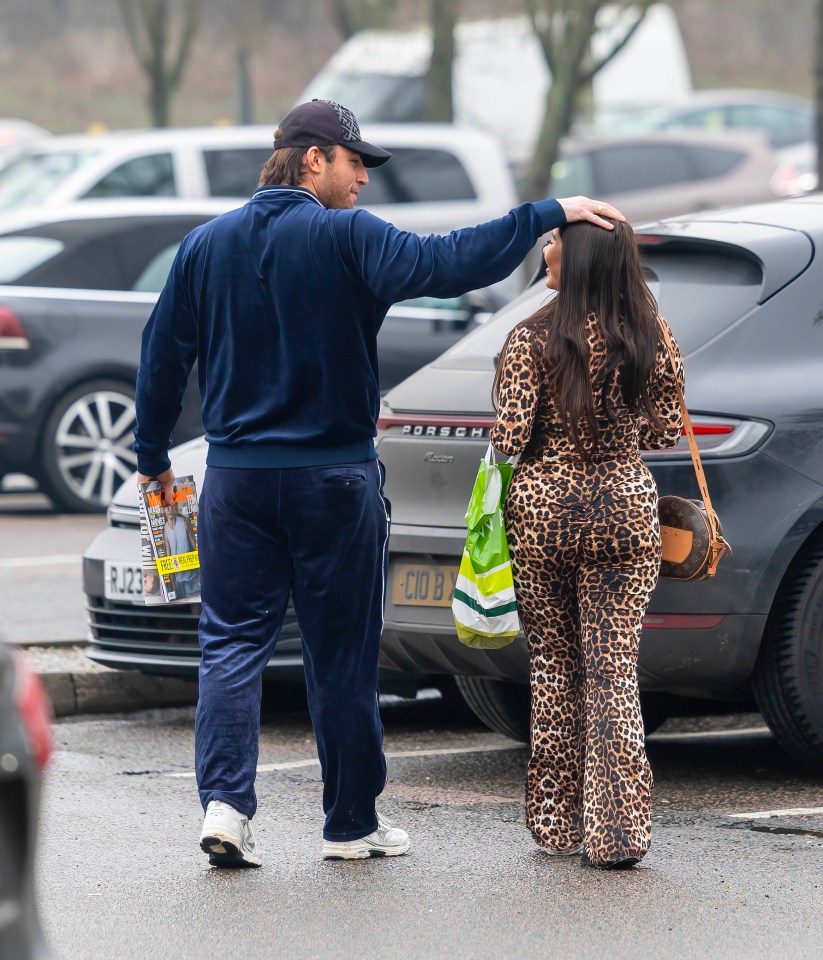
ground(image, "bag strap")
xmin=486 ymin=443 xmax=520 ymax=467
xmin=657 ymin=321 xmax=729 ymax=575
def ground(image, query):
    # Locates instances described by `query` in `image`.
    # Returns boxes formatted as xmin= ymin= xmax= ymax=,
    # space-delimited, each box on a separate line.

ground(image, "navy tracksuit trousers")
xmin=194 ymin=460 xmax=390 ymax=841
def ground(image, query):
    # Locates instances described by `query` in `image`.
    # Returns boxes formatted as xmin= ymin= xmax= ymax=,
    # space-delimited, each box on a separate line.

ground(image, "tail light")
xmin=643 ymin=416 xmax=771 ymax=459
xmin=0 ymin=305 xmax=30 ymax=350
xmin=12 ymin=652 xmax=53 ymax=771
xmin=770 ymin=163 xmax=818 ymax=198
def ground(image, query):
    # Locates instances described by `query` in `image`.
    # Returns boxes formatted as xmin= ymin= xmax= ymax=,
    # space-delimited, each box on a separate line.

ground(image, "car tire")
xmin=752 ymin=546 xmax=823 ymax=770
xmin=454 ymin=676 xmax=669 ymax=743
xmin=39 ymin=379 xmax=139 ymax=513
xmin=454 ymin=676 xmax=529 ymax=741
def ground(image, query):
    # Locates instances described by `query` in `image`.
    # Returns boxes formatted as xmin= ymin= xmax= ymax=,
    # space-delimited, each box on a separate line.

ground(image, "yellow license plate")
xmin=391 ymin=562 xmax=458 ymax=607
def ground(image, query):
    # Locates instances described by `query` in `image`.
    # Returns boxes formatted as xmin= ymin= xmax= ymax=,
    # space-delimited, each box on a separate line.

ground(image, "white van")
xmin=300 ymin=4 xmax=692 ymax=166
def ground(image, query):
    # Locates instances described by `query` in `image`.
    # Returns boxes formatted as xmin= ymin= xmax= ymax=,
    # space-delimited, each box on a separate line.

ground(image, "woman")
xmin=490 ymin=219 xmax=684 ymax=869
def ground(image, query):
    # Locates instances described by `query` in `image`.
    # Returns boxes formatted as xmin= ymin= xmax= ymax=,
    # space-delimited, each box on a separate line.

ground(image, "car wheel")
xmin=454 ymin=676 xmax=530 ymax=741
xmin=39 ymin=379 xmax=139 ymax=513
xmin=454 ymin=676 xmax=669 ymax=743
xmin=753 ymin=546 xmax=823 ymax=770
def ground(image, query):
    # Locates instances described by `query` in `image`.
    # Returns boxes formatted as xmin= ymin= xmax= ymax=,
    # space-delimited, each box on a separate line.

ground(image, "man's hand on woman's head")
xmin=557 ymin=196 xmax=625 ymax=229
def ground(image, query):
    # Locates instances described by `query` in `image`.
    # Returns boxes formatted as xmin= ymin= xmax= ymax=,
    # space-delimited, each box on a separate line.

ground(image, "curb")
xmin=17 ymin=645 xmax=198 ymax=718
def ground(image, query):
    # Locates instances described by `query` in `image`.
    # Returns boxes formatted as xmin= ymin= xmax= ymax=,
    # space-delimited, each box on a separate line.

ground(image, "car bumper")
xmin=0 ymin=421 xmax=37 ymax=476
xmin=84 ymin=525 xmax=428 ymax=691
xmin=83 ymin=525 xmax=305 ymax=681
xmin=382 ymin=524 xmax=766 ymax=699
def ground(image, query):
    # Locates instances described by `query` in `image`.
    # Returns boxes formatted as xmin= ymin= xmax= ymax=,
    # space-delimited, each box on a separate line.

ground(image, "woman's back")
xmin=492 ymin=312 xmax=683 ymax=465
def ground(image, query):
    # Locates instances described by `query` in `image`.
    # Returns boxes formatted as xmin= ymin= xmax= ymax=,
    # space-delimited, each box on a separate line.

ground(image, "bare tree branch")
xmin=116 ymin=0 xmax=204 ymax=127
xmin=818 ymin=0 xmax=823 ymax=186
xmin=423 ymin=0 xmax=459 ymax=122
xmin=169 ymin=0 xmax=204 ymax=89
xmin=521 ymin=0 xmax=654 ymax=202
xmin=579 ymin=0 xmax=653 ymax=86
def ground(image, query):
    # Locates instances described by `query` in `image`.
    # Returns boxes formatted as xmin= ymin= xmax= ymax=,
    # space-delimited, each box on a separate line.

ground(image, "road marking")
xmin=0 ymin=554 xmax=81 ymax=568
xmin=728 ymin=806 xmax=823 ymax=821
xmin=166 ymin=742 xmax=522 ymax=778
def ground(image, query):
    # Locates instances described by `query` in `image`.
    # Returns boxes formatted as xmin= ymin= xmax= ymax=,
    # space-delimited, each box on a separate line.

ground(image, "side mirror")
xmin=463 ymin=289 xmax=502 ymax=326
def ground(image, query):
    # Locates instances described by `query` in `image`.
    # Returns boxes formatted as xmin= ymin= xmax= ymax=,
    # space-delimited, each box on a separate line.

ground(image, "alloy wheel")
xmin=53 ymin=388 xmax=138 ymax=509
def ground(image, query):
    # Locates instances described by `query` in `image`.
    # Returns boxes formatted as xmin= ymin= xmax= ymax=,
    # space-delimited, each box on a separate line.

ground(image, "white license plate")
xmin=104 ymin=560 xmax=144 ymax=603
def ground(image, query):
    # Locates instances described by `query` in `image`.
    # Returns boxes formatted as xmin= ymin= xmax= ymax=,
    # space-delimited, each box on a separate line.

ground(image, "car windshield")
xmin=0 ymin=149 xmax=97 ymax=209
xmin=300 ymin=72 xmax=424 ymax=122
xmin=0 ymin=236 xmax=65 ymax=282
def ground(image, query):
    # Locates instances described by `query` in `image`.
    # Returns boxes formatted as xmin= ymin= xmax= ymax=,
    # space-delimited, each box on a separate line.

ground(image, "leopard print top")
xmin=491 ymin=313 xmax=684 ymax=462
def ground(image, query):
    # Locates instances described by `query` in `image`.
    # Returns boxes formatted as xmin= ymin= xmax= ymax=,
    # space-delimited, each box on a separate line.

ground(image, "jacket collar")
xmin=250 ymin=185 xmax=324 ymax=207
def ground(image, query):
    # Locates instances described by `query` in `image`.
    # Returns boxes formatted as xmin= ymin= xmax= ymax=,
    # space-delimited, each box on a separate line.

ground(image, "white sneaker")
xmin=322 ymin=814 xmax=411 ymax=861
xmin=199 ymin=800 xmax=262 ymax=868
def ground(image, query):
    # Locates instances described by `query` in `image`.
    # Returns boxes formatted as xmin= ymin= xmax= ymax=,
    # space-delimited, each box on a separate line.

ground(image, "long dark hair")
xmin=493 ymin=219 xmax=663 ymax=456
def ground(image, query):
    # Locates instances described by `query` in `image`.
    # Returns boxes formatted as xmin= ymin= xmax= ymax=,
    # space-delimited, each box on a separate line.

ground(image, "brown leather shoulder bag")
xmin=656 ymin=323 xmax=732 ymax=581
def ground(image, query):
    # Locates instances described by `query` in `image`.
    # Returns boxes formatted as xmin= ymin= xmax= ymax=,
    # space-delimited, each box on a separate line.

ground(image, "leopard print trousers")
xmin=504 ymin=454 xmax=660 ymax=867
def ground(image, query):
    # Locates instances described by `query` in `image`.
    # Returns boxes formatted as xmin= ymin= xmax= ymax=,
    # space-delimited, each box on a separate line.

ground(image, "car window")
xmin=661 ymin=108 xmax=725 ymax=132
xmin=642 ymin=248 xmax=763 ymax=352
xmin=132 ymin=242 xmax=180 ymax=293
xmin=592 ymin=144 xmax=696 ymax=193
xmin=549 ymin=153 xmax=595 ymax=196
xmin=302 ymin=74 xmax=425 ymax=123
xmin=684 ymin=146 xmax=745 ymax=179
xmin=204 ymin=147 xmax=272 ymax=197
xmin=0 ymin=236 xmax=65 ymax=282
xmin=0 ymin=149 xmax=96 ymax=209
xmin=445 ymin=246 xmax=763 ymax=361
xmin=8 ymin=216 xmax=211 ymax=290
xmin=83 ymin=153 xmax=176 ymax=199
xmin=364 ymin=148 xmax=475 ymax=203
xmin=726 ymin=104 xmax=813 ymax=147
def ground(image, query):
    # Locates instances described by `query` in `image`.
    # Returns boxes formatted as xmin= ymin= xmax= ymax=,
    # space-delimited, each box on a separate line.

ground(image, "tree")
xmin=330 ymin=0 xmax=398 ymax=38
xmin=423 ymin=0 xmax=459 ymax=122
xmin=817 ymin=0 xmax=823 ymax=187
xmin=117 ymin=0 xmax=204 ymax=128
xmin=521 ymin=0 xmax=653 ymax=202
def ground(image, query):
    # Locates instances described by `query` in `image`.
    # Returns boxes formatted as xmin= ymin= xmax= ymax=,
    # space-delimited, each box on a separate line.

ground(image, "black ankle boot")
xmin=581 ymin=850 xmax=640 ymax=870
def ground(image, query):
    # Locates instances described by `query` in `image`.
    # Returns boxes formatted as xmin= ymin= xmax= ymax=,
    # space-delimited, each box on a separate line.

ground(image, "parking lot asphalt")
xmin=38 ymin=698 xmax=823 ymax=960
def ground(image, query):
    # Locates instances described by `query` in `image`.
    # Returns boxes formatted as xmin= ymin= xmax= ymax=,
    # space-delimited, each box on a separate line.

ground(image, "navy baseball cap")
xmin=273 ymin=99 xmax=392 ymax=168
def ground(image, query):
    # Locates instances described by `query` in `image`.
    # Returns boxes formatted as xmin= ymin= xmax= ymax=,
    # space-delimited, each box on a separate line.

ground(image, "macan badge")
xmin=423 ymin=452 xmax=455 ymax=463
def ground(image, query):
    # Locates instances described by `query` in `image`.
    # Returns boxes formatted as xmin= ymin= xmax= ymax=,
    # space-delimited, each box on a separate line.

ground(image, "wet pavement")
xmin=37 ymin=695 xmax=823 ymax=960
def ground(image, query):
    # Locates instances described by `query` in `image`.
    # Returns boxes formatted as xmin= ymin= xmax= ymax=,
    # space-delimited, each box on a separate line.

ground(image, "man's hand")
xmin=137 ymin=467 xmax=176 ymax=506
xmin=557 ymin=196 xmax=625 ymax=229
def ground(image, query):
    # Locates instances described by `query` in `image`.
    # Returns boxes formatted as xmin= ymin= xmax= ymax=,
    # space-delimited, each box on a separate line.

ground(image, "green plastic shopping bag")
xmin=452 ymin=444 xmax=521 ymax=649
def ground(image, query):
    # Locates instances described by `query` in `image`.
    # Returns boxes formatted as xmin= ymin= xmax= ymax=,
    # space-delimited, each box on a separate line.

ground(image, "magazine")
xmin=137 ymin=475 xmax=201 ymax=605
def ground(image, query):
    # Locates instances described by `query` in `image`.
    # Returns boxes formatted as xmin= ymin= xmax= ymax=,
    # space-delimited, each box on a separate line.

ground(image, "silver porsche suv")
xmin=377 ymin=196 xmax=823 ymax=769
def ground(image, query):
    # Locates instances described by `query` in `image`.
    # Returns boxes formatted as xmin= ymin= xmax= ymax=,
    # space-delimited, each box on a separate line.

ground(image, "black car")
xmin=0 ymin=646 xmax=53 ymax=959
xmin=375 ymin=196 xmax=823 ymax=768
xmin=0 ymin=200 xmax=497 ymax=513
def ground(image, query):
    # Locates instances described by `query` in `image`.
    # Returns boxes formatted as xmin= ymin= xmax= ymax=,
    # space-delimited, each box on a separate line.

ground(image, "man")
xmin=134 ymin=98 xmax=623 ymax=868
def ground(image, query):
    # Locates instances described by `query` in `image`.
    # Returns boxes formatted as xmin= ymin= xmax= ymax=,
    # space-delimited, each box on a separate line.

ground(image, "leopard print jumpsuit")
xmin=490 ymin=313 xmax=684 ymax=867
